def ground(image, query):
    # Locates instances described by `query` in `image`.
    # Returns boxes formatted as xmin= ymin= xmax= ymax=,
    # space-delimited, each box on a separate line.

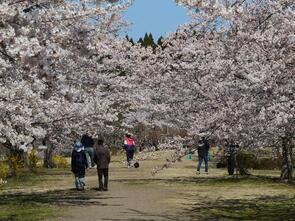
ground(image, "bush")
xmin=52 ymin=155 xmax=68 ymax=168
xmin=0 ymin=161 xmax=9 ymax=184
xmin=28 ymin=149 xmax=40 ymax=168
xmin=216 ymin=156 xmax=227 ymax=168
xmin=252 ymin=157 xmax=281 ymax=170
xmin=8 ymin=155 xmax=24 ymax=176
xmin=216 ymin=151 xmax=295 ymax=174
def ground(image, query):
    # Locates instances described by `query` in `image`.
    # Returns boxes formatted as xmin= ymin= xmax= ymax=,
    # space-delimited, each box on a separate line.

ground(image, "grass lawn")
xmin=0 ymin=151 xmax=294 ymax=221
xmin=0 ymin=168 xmax=71 ymax=221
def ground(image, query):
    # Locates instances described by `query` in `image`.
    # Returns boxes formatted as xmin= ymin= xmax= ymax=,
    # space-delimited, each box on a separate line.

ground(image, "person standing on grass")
xmin=123 ymin=133 xmax=135 ymax=168
xmin=71 ymin=140 xmax=88 ymax=190
xmin=94 ymin=139 xmax=111 ymax=191
xmin=197 ymin=136 xmax=210 ymax=175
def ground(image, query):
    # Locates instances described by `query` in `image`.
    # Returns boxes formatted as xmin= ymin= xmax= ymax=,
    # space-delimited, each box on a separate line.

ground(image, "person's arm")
xmin=83 ymin=151 xmax=88 ymax=169
xmin=93 ymin=151 xmax=98 ymax=165
xmin=205 ymin=140 xmax=210 ymax=151
xmin=107 ymin=149 xmax=111 ymax=164
xmin=90 ymin=138 xmax=94 ymax=147
xmin=123 ymin=139 xmax=127 ymax=150
xmin=71 ymin=151 xmax=75 ymax=172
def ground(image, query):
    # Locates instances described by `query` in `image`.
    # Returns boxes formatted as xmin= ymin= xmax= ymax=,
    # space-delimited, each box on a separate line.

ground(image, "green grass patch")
xmin=0 ymin=168 xmax=73 ymax=221
xmin=0 ymin=204 xmax=58 ymax=221
xmin=1 ymin=168 xmax=71 ymax=190
xmin=185 ymin=196 xmax=295 ymax=221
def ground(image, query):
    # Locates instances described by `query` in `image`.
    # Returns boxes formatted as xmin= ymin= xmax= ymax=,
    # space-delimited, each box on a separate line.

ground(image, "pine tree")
xmin=142 ymin=32 xmax=150 ymax=48
xmin=129 ymin=37 xmax=135 ymax=45
xmin=138 ymin=37 xmax=143 ymax=44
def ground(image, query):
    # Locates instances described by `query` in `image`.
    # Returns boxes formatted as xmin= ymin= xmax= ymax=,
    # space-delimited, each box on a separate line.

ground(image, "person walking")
xmin=81 ymin=133 xmax=95 ymax=168
xmin=124 ymin=133 xmax=135 ymax=168
xmin=94 ymin=139 xmax=111 ymax=191
xmin=197 ymin=136 xmax=210 ymax=175
xmin=71 ymin=140 xmax=88 ymax=190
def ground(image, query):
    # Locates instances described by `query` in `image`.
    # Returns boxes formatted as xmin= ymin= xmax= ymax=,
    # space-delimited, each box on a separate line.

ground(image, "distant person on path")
xmin=94 ymin=139 xmax=111 ymax=191
xmin=71 ymin=140 xmax=88 ymax=190
xmin=81 ymin=133 xmax=95 ymax=168
xmin=224 ymin=139 xmax=236 ymax=175
xmin=124 ymin=133 xmax=135 ymax=168
xmin=197 ymin=136 xmax=210 ymax=175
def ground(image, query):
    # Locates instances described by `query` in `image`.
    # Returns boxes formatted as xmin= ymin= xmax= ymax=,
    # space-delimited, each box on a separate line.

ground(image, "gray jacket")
xmin=94 ymin=145 xmax=111 ymax=169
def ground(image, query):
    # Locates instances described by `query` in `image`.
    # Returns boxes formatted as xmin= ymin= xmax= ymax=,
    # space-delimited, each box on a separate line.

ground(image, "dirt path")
xmin=48 ymin=153 xmax=192 ymax=221
xmin=53 ymin=179 xmax=180 ymax=221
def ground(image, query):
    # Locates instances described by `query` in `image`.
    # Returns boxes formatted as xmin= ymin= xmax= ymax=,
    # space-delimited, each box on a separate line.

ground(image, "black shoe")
xmin=97 ymin=187 xmax=103 ymax=191
xmin=103 ymin=188 xmax=108 ymax=191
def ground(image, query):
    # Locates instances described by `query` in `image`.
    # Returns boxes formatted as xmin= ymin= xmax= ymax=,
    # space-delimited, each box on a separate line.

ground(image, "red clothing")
xmin=124 ymin=137 xmax=135 ymax=146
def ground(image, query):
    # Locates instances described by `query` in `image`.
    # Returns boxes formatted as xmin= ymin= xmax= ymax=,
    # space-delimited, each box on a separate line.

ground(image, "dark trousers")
xmin=97 ymin=168 xmax=108 ymax=189
xmin=197 ymin=154 xmax=208 ymax=173
xmin=227 ymin=157 xmax=235 ymax=175
xmin=126 ymin=149 xmax=134 ymax=163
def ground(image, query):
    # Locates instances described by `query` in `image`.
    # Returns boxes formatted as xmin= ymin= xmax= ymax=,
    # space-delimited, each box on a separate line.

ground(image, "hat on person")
xmin=74 ymin=140 xmax=84 ymax=152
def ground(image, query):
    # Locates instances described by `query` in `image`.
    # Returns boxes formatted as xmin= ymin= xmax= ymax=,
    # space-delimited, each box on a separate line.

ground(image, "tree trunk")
xmin=280 ymin=137 xmax=293 ymax=182
xmin=42 ymin=138 xmax=55 ymax=168
xmin=43 ymin=145 xmax=54 ymax=168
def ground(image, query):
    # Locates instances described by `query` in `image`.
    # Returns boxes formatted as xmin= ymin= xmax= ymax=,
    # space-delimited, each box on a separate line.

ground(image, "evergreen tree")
xmin=125 ymin=35 xmax=135 ymax=45
xmin=142 ymin=32 xmax=150 ymax=48
xmin=138 ymin=37 xmax=143 ymax=44
xmin=129 ymin=37 xmax=135 ymax=45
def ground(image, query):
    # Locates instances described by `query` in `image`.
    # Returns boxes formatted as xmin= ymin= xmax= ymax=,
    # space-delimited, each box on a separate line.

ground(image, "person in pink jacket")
xmin=124 ymin=133 xmax=135 ymax=168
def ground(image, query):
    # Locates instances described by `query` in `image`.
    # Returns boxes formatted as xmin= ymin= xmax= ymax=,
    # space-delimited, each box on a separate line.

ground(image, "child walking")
xmin=71 ymin=140 xmax=88 ymax=190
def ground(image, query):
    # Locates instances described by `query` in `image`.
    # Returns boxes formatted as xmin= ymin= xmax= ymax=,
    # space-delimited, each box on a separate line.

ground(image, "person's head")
xmin=74 ymin=140 xmax=83 ymax=152
xmin=97 ymin=139 xmax=104 ymax=145
xmin=126 ymin=133 xmax=131 ymax=138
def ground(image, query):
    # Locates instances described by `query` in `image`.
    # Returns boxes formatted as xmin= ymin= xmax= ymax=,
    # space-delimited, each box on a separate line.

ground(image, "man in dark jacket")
xmin=197 ymin=136 xmax=210 ymax=175
xmin=94 ymin=139 xmax=111 ymax=191
xmin=81 ymin=134 xmax=95 ymax=168
xmin=71 ymin=140 xmax=88 ymax=190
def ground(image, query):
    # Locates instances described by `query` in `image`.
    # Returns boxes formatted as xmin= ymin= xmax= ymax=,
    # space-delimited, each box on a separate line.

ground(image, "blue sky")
xmin=122 ymin=0 xmax=190 ymax=41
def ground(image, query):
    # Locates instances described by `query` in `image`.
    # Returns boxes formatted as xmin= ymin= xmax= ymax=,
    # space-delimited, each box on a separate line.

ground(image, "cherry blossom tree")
xmin=0 ymin=0 xmax=136 ymax=166
xmin=139 ymin=0 xmax=294 ymax=180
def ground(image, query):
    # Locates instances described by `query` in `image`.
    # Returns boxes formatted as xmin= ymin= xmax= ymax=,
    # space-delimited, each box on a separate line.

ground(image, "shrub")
xmin=8 ymin=155 xmax=24 ymax=176
xmin=216 ymin=156 xmax=227 ymax=168
xmin=0 ymin=161 xmax=9 ymax=184
xmin=28 ymin=149 xmax=40 ymax=168
xmin=52 ymin=155 xmax=68 ymax=168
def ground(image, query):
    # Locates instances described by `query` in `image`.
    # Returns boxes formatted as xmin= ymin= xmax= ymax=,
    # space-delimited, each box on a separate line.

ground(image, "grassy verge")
xmin=0 ymin=168 xmax=71 ymax=221
xmin=0 ymin=204 xmax=57 ymax=221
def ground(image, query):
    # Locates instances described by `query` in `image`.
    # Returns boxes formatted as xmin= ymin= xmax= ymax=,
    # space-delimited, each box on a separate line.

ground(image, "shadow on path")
xmin=0 ymin=188 xmax=124 ymax=207
xmin=101 ymin=208 xmax=183 ymax=221
xmin=113 ymin=175 xmax=285 ymax=186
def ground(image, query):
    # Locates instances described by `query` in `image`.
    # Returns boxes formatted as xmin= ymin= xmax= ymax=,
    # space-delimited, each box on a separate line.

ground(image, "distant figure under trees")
xmin=196 ymin=136 xmax=210 ymax=175
xmin=124 ymin=133 xmax=135 ymax=168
